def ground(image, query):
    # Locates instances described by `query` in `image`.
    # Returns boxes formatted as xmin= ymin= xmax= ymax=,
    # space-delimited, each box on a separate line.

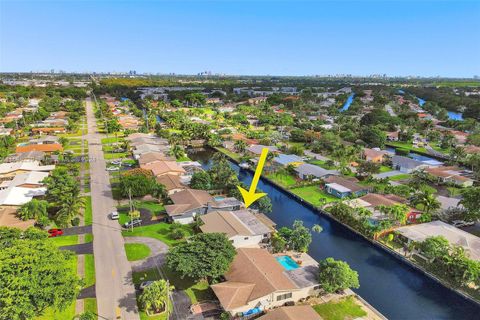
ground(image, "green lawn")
xmin=118 ymin=201 xmax=166 ymax=220
xmin=122 ymin=223 xmax=194 ymax=247
xmin=290 ymin=185 xmax=338 ymax=206
xmin=84 ymin=196 xmax=92 ymax=226
xmin=104 ymin=152 xmax=128 ymax=160
xmin=309 ymin=159 xmax=336 ymax=170
xmin=266 ymin=171 xmax=297 ymax=188
xmin=388 ymin=173 xmax=411 ymax=181
xmin=125 ymin=243 xmax=151 ymax=261
xmin=35 ymin=302 xmax=76 ymax=320
xmin=84 ymin=298 xmax=97 ymax=315
xmin=313 ymin=296 xmax=367 ymax=320
xmin=379 ymin=165 xmax=392 ymax=173
xmin=48 ymin=235 xmax=78 ymax=247
xmin=215 ymin=147 xmax=242 ymax=161
xmin=84 ymin=233 xmax=93 ymax=243
xmin=161 ymin=266 xmax=213 ymax=304
xmin=101 ymin=135 xmax=125 ymax=145
xmin=84 ymin=254 xmax=96 ymax=287
xmin=387 ymin=141 xmax=428 ymax=154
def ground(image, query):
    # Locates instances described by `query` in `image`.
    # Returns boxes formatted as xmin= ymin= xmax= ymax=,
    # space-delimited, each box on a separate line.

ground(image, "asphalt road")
xmin=86 ymin=97 xmax=140 ymax=320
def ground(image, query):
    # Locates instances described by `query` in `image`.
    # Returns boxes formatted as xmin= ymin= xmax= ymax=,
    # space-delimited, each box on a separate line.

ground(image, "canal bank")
xmin=189 ymin=148 xmax=480 ymax=320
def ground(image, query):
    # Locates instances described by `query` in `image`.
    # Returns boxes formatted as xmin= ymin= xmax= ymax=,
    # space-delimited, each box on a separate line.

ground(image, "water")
xmin=417 ymin=97 xmax=426 ymax=106
xmin=275 ymin=255 xmax=300 ymax=271
xmin=448 ymin=111 xmax=464 ymax=121
xmin=189 ymin=148 xmax=480 ymax=320
xmin=340 ymin=93 xmax=355 ymax=112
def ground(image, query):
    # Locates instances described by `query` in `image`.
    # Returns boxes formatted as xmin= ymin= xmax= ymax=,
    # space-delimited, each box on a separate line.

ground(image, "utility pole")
xmin=128 ymin=187 xmax=133 ymax=232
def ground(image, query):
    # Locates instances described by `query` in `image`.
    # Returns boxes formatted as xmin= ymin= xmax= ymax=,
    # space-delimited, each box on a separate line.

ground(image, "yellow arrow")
xmin=237 ymin=147 xmax=268 ymax=208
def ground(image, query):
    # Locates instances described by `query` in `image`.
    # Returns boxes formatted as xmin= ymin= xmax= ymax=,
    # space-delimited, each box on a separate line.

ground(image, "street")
xmin=86 ymin=97 xmax=140 ymax=320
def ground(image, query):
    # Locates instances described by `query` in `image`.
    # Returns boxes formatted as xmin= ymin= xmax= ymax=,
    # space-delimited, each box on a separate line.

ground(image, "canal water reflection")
xmin=189 ymin=148 xmax=480 ymax=320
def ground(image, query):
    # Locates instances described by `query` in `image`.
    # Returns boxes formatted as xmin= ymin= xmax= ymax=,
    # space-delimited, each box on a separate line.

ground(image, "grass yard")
xmin=104 ymin=152 xmax=128 ymax=160
xmin=118 ymin=201 xmax=166 ymax=219
xmin=387 ymin=142 xmax=428 ymax=154
xmin=161 ymin=266 xmax=214 ymax=304
xmin=48 ymin=235 xmax=78 ymax=247
xmin=84 ymin=196 xmax=92 ymax=225
xmin=84 ymin=298 xmax=97 ymax=315
xmin=290 ymin=185 xmax=338 ymax=206
xmin=388 ymin=174 xmax=411 ymax=181
xmin=379 ymin=165 xmax=392 ymax=173
xmin=309 ymin=159 xmax=336 ymax=170
xmin=84 ymin=233 xmax=93 ymax=243
xmin=84 ymin=254 xmax=96 ymax=287
xmin=122 ymin=222 xmax=194 ymax=247
xmin=266 ymin=171 xmax=297 ymax=188
xmin=35 ymin=302 xmax=76 ymax=320
xmin=215 ymin=147 xmax=242 ymax=161
xmin=125 ymin=243 xmax=151 ymax=261
xmin=313 ymin=296 xmax=367 ymax=320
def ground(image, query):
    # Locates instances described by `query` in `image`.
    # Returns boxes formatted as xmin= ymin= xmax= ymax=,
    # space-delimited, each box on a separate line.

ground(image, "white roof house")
xmin=0 ymin=187 xmax=47 ymax=206
xmin=396 ymin=221 xmax=480 ymax=261
xmin=0 ymin=171 xmax=49 ymax=190
xmin=0 ymin=161 xmax=55 ymax=175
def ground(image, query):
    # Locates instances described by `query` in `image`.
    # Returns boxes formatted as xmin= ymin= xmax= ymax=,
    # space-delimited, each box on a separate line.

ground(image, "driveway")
xmin=86 ymin=97 xmax=139 ymax=319
xmin=124 ymin=237 xmax=169 ymax=272
xmin=170 ymin=290 xmax=192 ymax=320
xmin=59 ymin=242 xmax=93 ymax=254
xmin=62 ymin=225 xmax=92 ymax=236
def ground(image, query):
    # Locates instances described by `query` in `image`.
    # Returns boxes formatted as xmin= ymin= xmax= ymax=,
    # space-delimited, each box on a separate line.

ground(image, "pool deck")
xmin=274 ymin=251 xmax=318 ymax=268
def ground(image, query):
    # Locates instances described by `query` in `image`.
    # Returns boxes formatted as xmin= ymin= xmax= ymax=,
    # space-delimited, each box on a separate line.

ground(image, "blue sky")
xmin=1 ymin=0 xmax=479 ymax=77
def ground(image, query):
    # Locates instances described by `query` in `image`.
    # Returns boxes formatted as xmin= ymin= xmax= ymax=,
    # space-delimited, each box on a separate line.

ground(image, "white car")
xmin=110 ymin=211 xmax=119 ymax=220
xmin=106 ymin=166 xmax=120 ymax=171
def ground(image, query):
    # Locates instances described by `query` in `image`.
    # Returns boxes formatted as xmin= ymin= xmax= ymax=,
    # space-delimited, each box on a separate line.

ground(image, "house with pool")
xmin=211 ymin=248 xmax=321 ymax=317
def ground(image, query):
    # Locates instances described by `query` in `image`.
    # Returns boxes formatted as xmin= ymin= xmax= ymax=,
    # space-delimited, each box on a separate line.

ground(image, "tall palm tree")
xmin=55 ymin=196 xmax=85 ymax=227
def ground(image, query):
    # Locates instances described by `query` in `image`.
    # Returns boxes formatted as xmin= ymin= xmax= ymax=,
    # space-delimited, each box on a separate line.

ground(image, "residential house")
xmin=15 ymin=143 xmax=63 ymax=154
xmin=247 ymin=145 xmax=279 ymax=156
xmin=200 ymin=210 xmax=273 ymax=248
xmin=138 ymin=152 xmax=175 ymax=166
xmin=0 ymin=126 xmax=13 ymax=136
xmin=391 ymin=155 xmax=429 ymax=173
xmin=3 ymin=151 xmax=46 ymax=163
xmin=272 ymin=154 xmax=304 ymax=168
xmin=362 ymin=148 xmax=388 ymax=163
xmin=0 ymin=171 xmax=49 ymax=190
xmin=0 ymin=207 xmax=35 ymax=229
xmin=248 ymin=97 xmax=268 ymax=105
xmin=344 ymin=193 xmax=422 ymax=224
xmin=386 ymin=131 xmax=399 ymax=141
xmin=436 ymin=195 xmax=463 ymax=214
xmin=0 ymin=161 xmax=55 ymax=179
xmin=294 ymin=163 xmax=339 ymax=180
xmin=208 ymin=197 xmax=244 ymax=212
xmin=323 ymin=176 xmax=369 ymax=199
xmin=156 ymin=174 xmax=186 ymax=195
xmin=425 ymin=166 xmax=474 ymax=187
xmin=211 ymin=248 xmax=321 ymax=315
xmin=133 ymin=144 xmax=170 ymax=159
xmin=164 ymin=189 xmax=213 ymax=224
xmin=396 ymin=221 xmax=480 ymax=261
xmin=31 ymin=127 xmax=66 ymax=134
xmin=0 ymin=186 xmax=46 ymax=207
xmin=258 ymin=306 xmax=321 ymax=320
xmin=140 ymin=160 xmax=186 ymax=177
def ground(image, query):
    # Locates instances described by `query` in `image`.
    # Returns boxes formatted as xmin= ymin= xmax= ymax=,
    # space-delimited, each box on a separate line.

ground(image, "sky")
xmin=1 ymin=0 xmax=479 ymax=77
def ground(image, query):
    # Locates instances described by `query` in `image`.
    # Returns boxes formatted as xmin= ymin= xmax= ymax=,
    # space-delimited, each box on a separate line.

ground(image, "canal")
xmin=189 ymin=148 xmax=480 ymax=320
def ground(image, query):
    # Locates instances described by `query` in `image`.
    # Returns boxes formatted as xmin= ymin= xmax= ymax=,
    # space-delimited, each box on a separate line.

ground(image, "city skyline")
xmin=1 ymin=0 xmax=480 ymax=77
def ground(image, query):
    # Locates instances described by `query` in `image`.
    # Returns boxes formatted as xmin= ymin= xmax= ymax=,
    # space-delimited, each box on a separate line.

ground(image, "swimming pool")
xmin=275 ymin=255 xmax=299 ymax=271
xmin=213 ymin=196 xmax=225 ymax=201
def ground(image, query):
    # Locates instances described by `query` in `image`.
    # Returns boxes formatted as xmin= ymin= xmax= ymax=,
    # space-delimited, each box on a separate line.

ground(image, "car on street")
xmin=451 ymin=220 xmax=474 ymax=228
xmin=124 ymin=219 xmax=142 ymax=229
xmin=106 ymin=166 xmax=120 ymax=171
xmin=110 ymin=211 xmax=119 ymax=220
xmin=48 ymin=228 xmax=63 ymax=237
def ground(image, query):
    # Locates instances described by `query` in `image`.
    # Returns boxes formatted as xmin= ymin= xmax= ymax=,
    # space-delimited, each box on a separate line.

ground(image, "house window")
xmin=276 ymin=293 xmax=292 ymax=301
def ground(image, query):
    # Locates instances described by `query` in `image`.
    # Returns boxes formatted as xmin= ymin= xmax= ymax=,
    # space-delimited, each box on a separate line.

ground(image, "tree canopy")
xmin=317 ymin=257 xmax=360 ymax=293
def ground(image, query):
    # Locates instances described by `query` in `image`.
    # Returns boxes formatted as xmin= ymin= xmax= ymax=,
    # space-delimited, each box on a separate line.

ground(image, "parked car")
xmin=124 ymin=219 xmax=142 ymax=229
xmin=48 ymin=228 xmax=63 ymax=237
xmin=110 ymin=211 xmax=119 ymax=220
xmin=139 ymin=281 xmax=154 ymax=291
xmin=106 ymin=166 xmax=120 ymax=171
xmin=110 ymin=160 xmax=121 ymax=165
xmin=451 ymin=220 xmax=474 ymax=228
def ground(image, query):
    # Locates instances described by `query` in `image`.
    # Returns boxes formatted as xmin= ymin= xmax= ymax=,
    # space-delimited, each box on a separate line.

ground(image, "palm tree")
xmin=411 ymin=190 xmax=440 ymax=215
xmin=55 ymin=196 xmax=86 ymax=227
xmin=138 ymin=280 xmax=174 ymax=315
xmin=17 ymin=199 xmax=48 ymax=221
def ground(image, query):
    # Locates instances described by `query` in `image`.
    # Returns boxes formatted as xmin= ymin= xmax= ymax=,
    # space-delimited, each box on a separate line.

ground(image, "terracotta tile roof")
xmin=31 ymin=127 xmax=66 ymax=133
xmin=200 ymin=210 xmax=253 ymax=237
xmin=323 ymin=176 xmax=366 ymax=193
xmin=211 ymin=248 xmax=297 ymax=310
xmin=140 ymin=160 xmax=185 ymax=176
xmin=164 ymin=189 xmax=213 ymax=216
xmin=15 ymin=144 xmax=63 ymax=153
xmin=156 ymin=174 xmax=185 ymax=191
xmin=139 ymin=152 xmax=175 ymax=165
xmin=259 ymin=306 xmax=322 ymax=320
